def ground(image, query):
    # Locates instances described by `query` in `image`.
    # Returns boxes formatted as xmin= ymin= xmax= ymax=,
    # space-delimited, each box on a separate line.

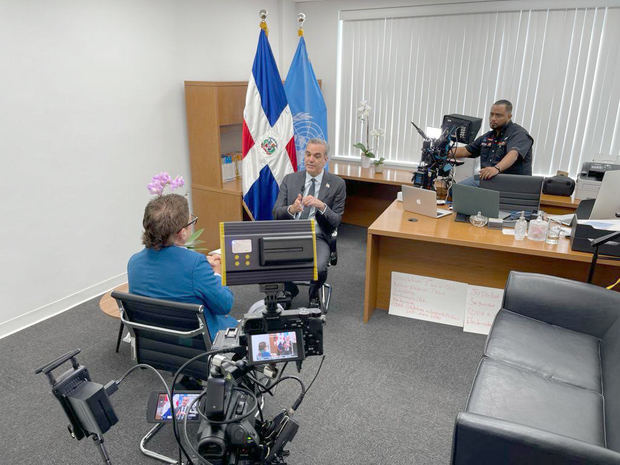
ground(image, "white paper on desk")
xmin=577 ymin=219 xmax=620 ymax=231
xmin=463 ymin=285 xmax=504 ymax=335
xmin=547 ymin=214 xmax=575 ymax=226
xmin=388 ymin=272 xmax=467 ymax=326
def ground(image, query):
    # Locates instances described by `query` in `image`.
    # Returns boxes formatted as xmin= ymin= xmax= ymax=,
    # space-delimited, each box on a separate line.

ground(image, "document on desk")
xmin=388 ymin=272 xmax=467 ymax=327
xmin=577 ymin=219 xmax=620 ymax=231
xmin=462 ymin=286 xmax=504 ymax=335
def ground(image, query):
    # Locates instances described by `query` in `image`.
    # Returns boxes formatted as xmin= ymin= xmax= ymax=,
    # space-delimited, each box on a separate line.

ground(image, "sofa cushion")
xmin=467 ymin=358 xmax=605 ymax=447
xmin=485 ymin=309 xmax=601 ymax=392
xmin=603 ymin=318 xmax=620 ymax=452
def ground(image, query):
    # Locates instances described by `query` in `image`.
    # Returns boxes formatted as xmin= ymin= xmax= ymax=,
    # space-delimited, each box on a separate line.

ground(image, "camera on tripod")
xmin=412 ymin=114 xmax=482 ymax=191
xmin=193 ymin=219 xmax=325 ymax=464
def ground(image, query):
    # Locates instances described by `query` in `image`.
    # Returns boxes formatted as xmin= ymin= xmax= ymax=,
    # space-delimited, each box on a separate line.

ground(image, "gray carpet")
xmin=1 ymin=224 xmax=485 ymax=464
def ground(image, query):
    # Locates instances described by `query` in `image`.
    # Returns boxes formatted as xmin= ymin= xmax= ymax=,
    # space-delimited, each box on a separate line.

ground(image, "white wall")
xmin=0 ymin=0 xmax=297 ymax=338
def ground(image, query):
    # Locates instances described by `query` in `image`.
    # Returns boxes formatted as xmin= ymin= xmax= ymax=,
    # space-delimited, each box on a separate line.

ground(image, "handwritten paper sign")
xmin=388 ymin=272 xmax=467 ymax=327
xmin=463 ymin=286 xmax=504 ymax=335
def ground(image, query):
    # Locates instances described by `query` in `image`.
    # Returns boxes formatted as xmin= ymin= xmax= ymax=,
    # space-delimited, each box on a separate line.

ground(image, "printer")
xmin=575 ymin=161 xmax=620 ymax=200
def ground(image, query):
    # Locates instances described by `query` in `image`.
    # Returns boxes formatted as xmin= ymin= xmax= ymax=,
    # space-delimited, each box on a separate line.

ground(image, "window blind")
xmin=335 ymin=4 xmax=620 ymax=176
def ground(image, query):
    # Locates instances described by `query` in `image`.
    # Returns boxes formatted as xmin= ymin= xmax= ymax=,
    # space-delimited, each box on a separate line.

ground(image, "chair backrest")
xmin=111 ymin=291 xmax=211 ymax=381
xmin=480 ymin=174 xmax=544 ymax=213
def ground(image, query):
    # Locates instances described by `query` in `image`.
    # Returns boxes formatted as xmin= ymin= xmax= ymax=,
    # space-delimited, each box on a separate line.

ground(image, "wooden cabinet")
xmin=184 ymin=81 xmax=250 ymax=251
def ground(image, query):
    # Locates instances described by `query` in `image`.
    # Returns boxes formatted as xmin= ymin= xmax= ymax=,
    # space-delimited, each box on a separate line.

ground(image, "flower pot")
xmin=361 ymin=156 xmax=371 ymax=168
xmin=374 ymin=164 xmax=384 ymax=173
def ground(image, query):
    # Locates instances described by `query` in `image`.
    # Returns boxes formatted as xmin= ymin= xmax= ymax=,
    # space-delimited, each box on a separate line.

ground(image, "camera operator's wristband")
xmin=494 ymin=166 xmax=501 ymax=173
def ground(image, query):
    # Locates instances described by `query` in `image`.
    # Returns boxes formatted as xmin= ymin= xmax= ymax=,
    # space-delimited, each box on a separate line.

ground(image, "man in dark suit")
xmin=272 ymin=138 xmax=346 ymax=307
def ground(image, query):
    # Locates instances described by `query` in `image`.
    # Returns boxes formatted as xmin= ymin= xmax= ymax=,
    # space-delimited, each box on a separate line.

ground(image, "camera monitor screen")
xmin=441 ymin=114 xmax=482 ymax=145
xmin=147 ymin=391 xmax=202 ymax=423
xmin=247 ymin=329 xmax=304 ymax=365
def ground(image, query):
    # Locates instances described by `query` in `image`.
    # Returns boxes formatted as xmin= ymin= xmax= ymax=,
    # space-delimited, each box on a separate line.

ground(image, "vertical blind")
xmin=335 ymin=5 xmax=620 ymax=176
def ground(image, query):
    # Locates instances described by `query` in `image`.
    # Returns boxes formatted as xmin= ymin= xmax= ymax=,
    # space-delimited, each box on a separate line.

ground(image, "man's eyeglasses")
xmin=181 ymin=215 xmax=198 ymax=231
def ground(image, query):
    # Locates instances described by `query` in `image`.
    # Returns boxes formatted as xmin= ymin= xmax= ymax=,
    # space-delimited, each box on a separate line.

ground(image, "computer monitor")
xmin=442 ymin=114 xmax=483 ymax=144
xmin=452 ymin=183 xmax=500 ymax=219
xmin=590 ymin=170 xmax=620 ymax=219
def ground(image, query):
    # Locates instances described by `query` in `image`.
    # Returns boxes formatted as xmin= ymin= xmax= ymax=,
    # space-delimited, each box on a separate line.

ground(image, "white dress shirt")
xmin=288 ymin=170 xmax=327 ymax=219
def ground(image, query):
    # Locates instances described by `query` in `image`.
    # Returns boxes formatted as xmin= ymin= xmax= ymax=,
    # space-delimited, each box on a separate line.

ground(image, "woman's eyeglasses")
xmin=180 ymin=215 xmax=198 ymax=231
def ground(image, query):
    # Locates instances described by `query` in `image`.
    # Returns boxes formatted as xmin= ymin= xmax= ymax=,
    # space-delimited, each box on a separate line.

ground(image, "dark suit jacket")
xmin=272 ymin=170 xmax=346 ymax=236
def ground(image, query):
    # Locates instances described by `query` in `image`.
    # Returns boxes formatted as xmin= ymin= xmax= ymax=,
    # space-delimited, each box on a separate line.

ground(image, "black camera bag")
xmin=542 ymin=175 xmax=575 ymax=196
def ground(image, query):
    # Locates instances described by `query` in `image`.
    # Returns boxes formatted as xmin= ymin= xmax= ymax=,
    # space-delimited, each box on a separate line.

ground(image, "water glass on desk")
xmin=545 ymin=219 xmax=562 ymax=245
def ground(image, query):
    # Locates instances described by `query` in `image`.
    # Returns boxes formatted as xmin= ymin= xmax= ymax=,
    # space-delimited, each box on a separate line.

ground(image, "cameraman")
xmin=450 ymin=99 xmax=533 ymax=186
xmin=128 ymin=193 xmax=237 ymax=341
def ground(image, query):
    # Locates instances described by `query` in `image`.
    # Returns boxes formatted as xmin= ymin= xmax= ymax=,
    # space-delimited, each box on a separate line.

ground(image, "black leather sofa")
xmin=452 ymin=271 xmax=620 ymax=464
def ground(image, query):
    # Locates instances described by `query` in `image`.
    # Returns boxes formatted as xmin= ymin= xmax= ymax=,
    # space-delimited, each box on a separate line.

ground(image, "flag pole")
xmin=259 ymin=9 xmax=268 ymax=36
xmin=297 ymin=12 xmax=305 ymax=36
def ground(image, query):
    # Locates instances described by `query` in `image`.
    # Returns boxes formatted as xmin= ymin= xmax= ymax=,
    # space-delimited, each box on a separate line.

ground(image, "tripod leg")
xmin=92 ymin=434 xmax=112 ymax=465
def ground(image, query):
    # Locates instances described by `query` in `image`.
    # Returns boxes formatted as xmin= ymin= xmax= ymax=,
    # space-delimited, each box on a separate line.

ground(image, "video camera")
xmin=37 ymin=219 xmax=325 ymax=465
xmin=193 ymin=219 xmax=325 ymax=464
xmin=412 ymin=114 xmax=482 ymax=190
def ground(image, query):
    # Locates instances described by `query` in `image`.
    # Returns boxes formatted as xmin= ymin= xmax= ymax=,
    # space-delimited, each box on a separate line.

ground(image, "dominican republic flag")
xmin=242 ymin=29 xmax=296 ymax=221
xmin=284 ymin=35 xmax=328 ymax=171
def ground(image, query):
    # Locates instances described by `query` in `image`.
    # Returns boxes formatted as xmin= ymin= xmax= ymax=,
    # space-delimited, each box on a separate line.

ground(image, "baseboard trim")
xmin=0 ymin=273 xmax=128 ymax=340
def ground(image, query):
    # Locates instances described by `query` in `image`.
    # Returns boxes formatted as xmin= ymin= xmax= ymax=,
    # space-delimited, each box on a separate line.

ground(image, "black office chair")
xmin=111 ymin=291 xmax=212 ymax=464
xmin=480 ymin=173 xmax=544 ymax=213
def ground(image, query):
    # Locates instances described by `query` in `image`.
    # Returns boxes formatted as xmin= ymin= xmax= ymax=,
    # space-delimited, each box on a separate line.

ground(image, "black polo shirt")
xmin=466 ymin=121 xmax=533 ymax=175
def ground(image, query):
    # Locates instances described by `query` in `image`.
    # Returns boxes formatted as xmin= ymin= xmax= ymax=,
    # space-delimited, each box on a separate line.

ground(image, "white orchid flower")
xmin=357 ymin=100 xmax=371 ymax=120
xmin=370 ymin=128 xmax=385 ymax=138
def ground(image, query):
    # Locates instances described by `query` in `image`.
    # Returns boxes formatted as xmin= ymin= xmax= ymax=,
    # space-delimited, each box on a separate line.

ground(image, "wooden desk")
xmin=363 ymin=201 xmax=619 ymax=322
xmin=540 ymin=193 xmax=581 ymax=214
xmin=330 ymin=160 xmax=413 ymax=227
xmin=330 ymin=160 xmax=581 ymax=226
xmin=221 ymin=158 xmax=580 ymax=227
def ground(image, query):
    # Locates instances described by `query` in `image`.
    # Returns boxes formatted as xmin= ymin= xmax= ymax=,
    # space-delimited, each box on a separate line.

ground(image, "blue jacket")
xmin=127 ymin=246 xmax=236 ymax=340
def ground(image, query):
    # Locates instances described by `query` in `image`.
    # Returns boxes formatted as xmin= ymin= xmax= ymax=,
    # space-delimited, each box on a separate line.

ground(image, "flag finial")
xmin=297 ymin=13 xmax=306 ymax=37
xmin=259 ymin=9 xmax=269 ymax=36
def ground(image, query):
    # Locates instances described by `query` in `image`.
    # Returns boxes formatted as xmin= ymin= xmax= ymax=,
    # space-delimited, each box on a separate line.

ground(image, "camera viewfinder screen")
xmin=249 ymin=330 xmax=300 ymax=364
xmin=154 ymin=393 xmax=200 ymax=421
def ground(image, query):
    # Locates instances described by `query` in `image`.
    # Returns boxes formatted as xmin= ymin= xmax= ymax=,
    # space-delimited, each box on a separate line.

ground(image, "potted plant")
xmin=354 ymin=100 xmax=374 ymax=168
xmin=353 ymin=142 xmax=375 ymax=168
xmin=373 ymin=157 xmax=385 ymax=173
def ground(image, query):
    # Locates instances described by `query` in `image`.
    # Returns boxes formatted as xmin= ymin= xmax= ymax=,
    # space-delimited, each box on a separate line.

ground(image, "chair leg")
xmin=115 ymin=322 xmax=124 ymax=353
xmin=140 ymin=423 xmax=178 ymax=464
xmin=320 ymin=283 xmax=332 ymax=314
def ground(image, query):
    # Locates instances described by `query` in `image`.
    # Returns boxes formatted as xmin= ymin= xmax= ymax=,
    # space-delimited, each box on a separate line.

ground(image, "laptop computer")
xmin=589 ymin=170 xmax=620 ymax=219
xmin=402 ymin=185 xmax=452 ymax=218
xmin=452 ymin=183 xmax=508 ymax=221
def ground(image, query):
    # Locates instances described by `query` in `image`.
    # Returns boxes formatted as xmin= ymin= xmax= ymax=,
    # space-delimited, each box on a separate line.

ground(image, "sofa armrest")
xmin=452 ymin=412 xmax=620 ymax=465
xmin=501 ymin=271 xmax=620 ymax=338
